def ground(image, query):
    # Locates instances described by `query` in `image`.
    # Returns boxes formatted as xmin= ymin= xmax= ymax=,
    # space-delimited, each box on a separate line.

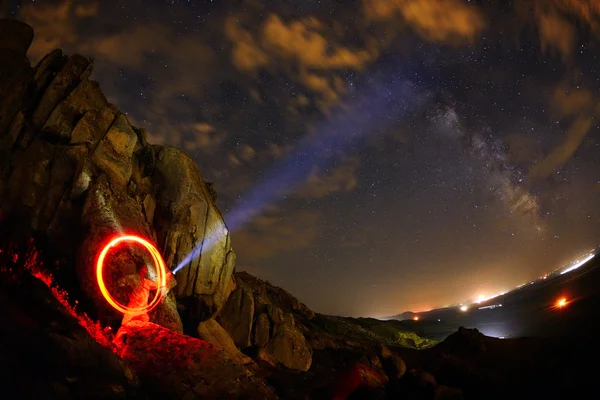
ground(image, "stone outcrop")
xmin=115 ymin=321 xmax=276 ymax=399
xmin=217 ymin=271 xmax=314 ymax=371
xmin=217 ymin=284 xmax=254 ymax=348
xmin=0 ymin=19 xmax=236 ymax=330
xmin=197 ymin=318 xmax=254 ymax=366
xmin=0 ymin=263 xmax=144 ymax=399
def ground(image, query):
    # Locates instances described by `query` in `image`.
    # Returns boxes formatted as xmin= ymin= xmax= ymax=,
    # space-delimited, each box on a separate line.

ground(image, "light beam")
xmin=173 ymin=76 xmax=430 ymax=274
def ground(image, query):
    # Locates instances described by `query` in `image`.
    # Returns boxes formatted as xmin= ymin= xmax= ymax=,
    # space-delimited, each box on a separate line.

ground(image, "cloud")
xmin=85 ymin=23 xmax=216 ymax=100
xmin=528 ymin=115 xmax=596 ymax=179
xmin=534 ymin=7 xmax=575 ymax=61
xmin=226 ymin=14 xmax=374 ymax=111
xmin=295 ymin=157 xmax=361 ymax=199
xmin=528 ymin=0 xmax=600 ymax=62
xmin=225 ymin=16 xmax=270 ymax=73
xmin=528 ymin=82 xmax=600 ymax=179
xmin=550 ymin=0 xmax=600 ymax=34
xmin=181 ymin=123 xmax=227 ymax=154
xmin=21 ymin=0 xmax=98 ymax=61
xmin=231 ymin=207 xmax=320 ymax=262
xmin=363 ymin=0 xmax=486 ymax=43
xmin=551 ymin=84 xmax=595 ymax=118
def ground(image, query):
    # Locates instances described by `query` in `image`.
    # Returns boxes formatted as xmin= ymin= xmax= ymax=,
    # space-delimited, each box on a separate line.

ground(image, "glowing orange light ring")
xmin=96 ymin=235 xmax=167 ymax=314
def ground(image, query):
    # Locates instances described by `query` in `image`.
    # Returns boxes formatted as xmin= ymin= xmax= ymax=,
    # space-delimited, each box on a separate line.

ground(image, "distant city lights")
xmin=560 ymin=253 xmax=595 ymax=275
xmin=478 ymin=304 xmax=502 ymax=310
xmin=459 ymin=305 xmax=468 ymax=312
xmin=413 ymin=316 xmax=420 ymax=321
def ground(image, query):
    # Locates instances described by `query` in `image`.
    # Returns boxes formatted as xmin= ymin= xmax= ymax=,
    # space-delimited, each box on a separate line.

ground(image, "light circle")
xmin=96 ymin=235 xmax=167 ymax=314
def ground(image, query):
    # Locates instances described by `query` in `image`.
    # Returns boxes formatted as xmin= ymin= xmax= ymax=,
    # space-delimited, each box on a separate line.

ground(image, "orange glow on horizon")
xmin=96 ymin=235 xmax=168 ymax=314
xmin=413 ymin=316 xmax=420 ymax=321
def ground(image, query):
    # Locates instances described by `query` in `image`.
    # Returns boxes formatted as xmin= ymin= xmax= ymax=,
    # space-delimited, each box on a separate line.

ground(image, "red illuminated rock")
xmin=115 ymin=321 xmax=276 ymax=399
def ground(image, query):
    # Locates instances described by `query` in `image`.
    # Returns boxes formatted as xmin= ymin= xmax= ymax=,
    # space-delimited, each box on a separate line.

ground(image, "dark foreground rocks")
xmin=114 ymin=321 xmax=276 ymax=399
xmin=0 ymin=264 xmax=144 ymax=399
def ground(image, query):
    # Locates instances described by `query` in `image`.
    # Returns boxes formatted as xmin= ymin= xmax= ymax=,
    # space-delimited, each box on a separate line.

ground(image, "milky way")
xmin=5 ymin=0 xmax=600 ymax=317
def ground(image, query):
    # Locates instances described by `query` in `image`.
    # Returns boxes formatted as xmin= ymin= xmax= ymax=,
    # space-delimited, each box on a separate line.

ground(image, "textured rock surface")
xmin=0 ymin=267 xmax=144 ymax=399
xmin=217 ymin=284 xmax=255 ymax=348
xmin=217 ymin=271 xmax=314 ymax=371
xmin=115 ymin=321 xmax=276 ymax=399
xmin=197 ymin=318 xmax=254 ymax=366
xmin=265 ymin=314 xmax=312 ymax=371
xmin=0 ymin=19 xmax=236 ymax=329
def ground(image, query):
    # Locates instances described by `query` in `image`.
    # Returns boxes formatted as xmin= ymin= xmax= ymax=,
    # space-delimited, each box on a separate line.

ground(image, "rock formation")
xmin=0 ymin=19 xmax=235 ymax=331
xmin=217 ymin=271 xmax=314 ymax=371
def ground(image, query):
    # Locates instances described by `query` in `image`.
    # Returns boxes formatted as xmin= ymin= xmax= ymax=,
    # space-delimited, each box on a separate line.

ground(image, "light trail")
xmin=96 ymin=235 xmax=168 ymax=314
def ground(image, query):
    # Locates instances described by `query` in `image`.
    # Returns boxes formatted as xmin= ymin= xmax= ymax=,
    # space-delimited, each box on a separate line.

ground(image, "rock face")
xmin=115 ymin=321 xmax=276 ymax=399
xmin=0 ymin=265 xmax=144 ymax=399
xmin=0 ymin=19 xmax=236 ymax=330
xmin=217 ymin=271 xmax=314 ymax=371
xmin=197 ymin=318 xmax=254 ymax=366
xmin=217 ymin=284 xmax=254 ymax=348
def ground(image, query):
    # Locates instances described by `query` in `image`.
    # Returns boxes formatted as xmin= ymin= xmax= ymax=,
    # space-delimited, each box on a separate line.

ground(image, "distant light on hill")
xmin=560 ymin=253 xmax=595 ymax=275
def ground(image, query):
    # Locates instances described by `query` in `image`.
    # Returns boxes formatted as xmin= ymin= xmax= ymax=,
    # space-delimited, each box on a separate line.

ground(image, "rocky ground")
xmin=1 ymin=18 xmax=599 ymax=400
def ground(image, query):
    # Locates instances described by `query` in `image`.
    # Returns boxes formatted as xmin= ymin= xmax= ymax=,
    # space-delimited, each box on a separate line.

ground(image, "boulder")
xmin=217 ymin=284 xmax=254 ymax=348
xmin=378 ymin=344 xmax=406 ymax=380
xmin=153 ymin=146 xmax=236 ymax=320
xmin=255 ymin=347 xmax=278 ymax=367
xmin=197 ymin=318 xmax=254 ymax=366
xmin=114 ymin=321 xmax=276 ymax=399
xmin=236 ymin=271 xmax=314 ymax=318
xmin=266 ymin=316 xmax=312 ymax=371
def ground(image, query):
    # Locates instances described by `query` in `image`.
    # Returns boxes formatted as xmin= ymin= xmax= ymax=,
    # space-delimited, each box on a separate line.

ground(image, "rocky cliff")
xmin=0 ymin=19 xmax=235 ymax=332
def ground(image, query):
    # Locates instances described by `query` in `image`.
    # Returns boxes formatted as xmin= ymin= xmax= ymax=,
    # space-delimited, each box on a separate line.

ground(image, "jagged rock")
xmin=115 ymin=321 xmax=276 ymax=399
xmin=32 ymin=54 xmax=90 ymax=128
xmin=236 ymin=271 xmax=314 ymax=318
xmin=266 ymin=317 xmax=312 ymax=371
xmin=439 ymin=326 xmax=487 ymax=357
xmin=92 ymin=112 xmax=138 ymax=188
xmin=254 ymin=312 xmax=271 ymax=347
xmin=70 ymin=105 xmax=118 ymax=145
xmin=197 ymin=318 xmax=254 ymax=366
xmin=218 ymin=284 xmax=254 ymax=348
xmin=255 ymin=347 xmax=278 ymax=367
xmin=42 ymin=79 xmax=107 ymax=142
xmin=0 ymin=267 xmax=144 ymax=399
xmin=153 ymin=146 xmax=236 ymax=319
xmin=0 ymin=22 xmax=236 ymax=332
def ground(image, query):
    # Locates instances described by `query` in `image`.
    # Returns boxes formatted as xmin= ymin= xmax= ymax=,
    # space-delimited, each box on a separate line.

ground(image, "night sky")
xmin=3 ymin=0 xmax=600 ymax=317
